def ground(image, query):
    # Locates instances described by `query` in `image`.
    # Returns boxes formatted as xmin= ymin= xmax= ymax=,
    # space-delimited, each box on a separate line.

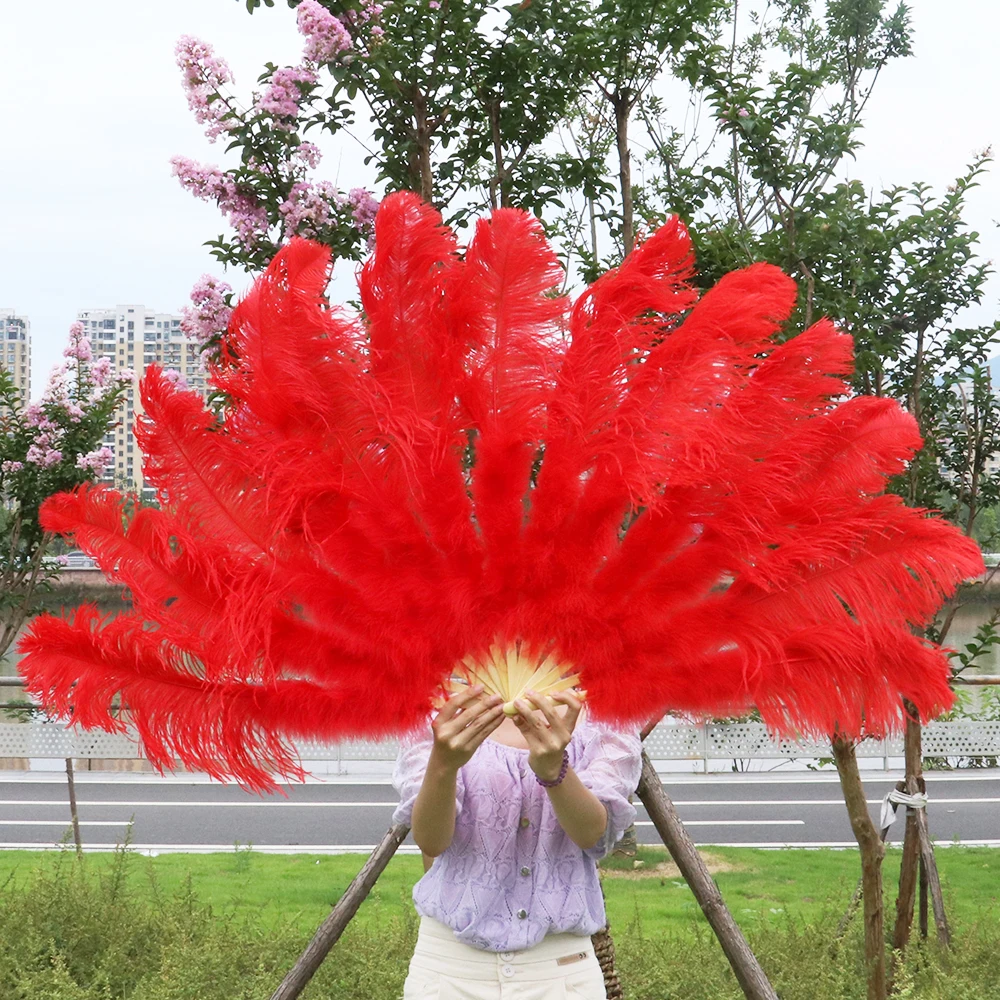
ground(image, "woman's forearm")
xmin=545 ymin=767 xmax=608 ymax=850
xmin=410 ymin=748 xmax=461 ymax=857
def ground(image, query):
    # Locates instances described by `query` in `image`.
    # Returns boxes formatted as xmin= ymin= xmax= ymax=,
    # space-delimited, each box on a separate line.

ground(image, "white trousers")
xmin=402 ymin=916 xmax=607 ymax=1000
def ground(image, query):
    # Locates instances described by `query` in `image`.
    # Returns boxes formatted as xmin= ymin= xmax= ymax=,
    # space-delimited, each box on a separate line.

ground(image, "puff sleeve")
xmin=391 ymin=728 xmax=467 ymax=827
xmin=573 ymin=723 xmax=642 ymax=860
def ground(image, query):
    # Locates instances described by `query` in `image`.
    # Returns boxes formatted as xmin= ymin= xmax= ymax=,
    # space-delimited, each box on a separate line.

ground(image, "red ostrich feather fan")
xmin=18 ymin=193 xmax=982 ymax=790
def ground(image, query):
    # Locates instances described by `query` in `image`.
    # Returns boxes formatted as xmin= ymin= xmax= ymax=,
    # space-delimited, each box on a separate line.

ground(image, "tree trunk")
xmin=410 ymin=87 xmax=435 ymax=203
xmin=487 ymin=99 xmax=511 ymax=210
xmin=832 ymin=736 xmax=886 ymax=1000
xmin=269 ymin=824 xmax=409 ymax=1000
xmin=891 ymin=781 xmax=921 ymax=951
xmin=636 ymin=752 xmax=779 ymax=1000
xmin=613 ymin=91 xmax=634 ymax=256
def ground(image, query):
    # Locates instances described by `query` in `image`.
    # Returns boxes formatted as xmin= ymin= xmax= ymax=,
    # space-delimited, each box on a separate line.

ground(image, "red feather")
xmin=17 ymin=193 xmax=982 ymax=788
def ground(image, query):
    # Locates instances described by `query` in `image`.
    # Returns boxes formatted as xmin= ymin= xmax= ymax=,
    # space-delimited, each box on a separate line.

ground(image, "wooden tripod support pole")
xmin=269 ymin=823 xmax=410 ymax=1000
xmin=892 ymin=707 xmax=950 ymax=950
xmin=636 ymin=751 xmax=779 ymax=1000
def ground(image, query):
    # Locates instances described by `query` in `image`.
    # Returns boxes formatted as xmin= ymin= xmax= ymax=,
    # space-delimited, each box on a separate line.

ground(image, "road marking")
xmin=0 ymin=777 xmax=394 ymax=786
xmin=0 ymin=800 xmax=398 ymax=808
xmin=0 ymin=772 xmax=997 ymax=787
xmin=636 ymin=840 xmax=1000 ymax=849
xmin=663 ymin=798 xmax=1000 ymax=807
xmin=2 ymin=840 xmax=999 ymax=853
xmin=0 ymin=797 xmax=997 ymax=810
xmin=651 ymin=773 xmax=1000 ymax=785
xmin=0 ymin=820 xmax=132 ymax=827
xmin=0 ymin=843 xmax=425 ymax=854
xmin=635 ymin=819 xmax=806 ymax=827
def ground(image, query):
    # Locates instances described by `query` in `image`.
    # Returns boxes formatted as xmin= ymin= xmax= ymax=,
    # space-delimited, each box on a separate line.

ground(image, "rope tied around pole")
xmin=880 ymin=788 xmax=928 ymax=835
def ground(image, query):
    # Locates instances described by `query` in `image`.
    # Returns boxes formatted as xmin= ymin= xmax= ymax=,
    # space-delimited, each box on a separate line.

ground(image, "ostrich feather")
xmin=18 ymin=193 xmax=982 ymax=789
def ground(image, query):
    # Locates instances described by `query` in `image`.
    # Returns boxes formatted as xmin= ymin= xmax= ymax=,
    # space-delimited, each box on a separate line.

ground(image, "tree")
xmin=169 ymin=3 xmax=997 ymax=998
xmin=0 ymin=322 xmax=131 ymax=661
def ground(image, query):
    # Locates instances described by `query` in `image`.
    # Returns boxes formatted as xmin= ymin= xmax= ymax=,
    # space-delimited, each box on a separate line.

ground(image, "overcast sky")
xmin=1 ymin=0 xmax=998 ymax=398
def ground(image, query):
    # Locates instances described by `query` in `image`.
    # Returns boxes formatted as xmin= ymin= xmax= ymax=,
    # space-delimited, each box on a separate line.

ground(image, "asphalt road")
xmin=0 ymin=769 xmax=996 ymax=852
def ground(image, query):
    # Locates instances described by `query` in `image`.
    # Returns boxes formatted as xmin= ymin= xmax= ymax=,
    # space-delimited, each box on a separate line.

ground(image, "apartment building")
xmin=75 ymin=305 xmax=208 ymax=497
xmin=0 ymin=309 xmax=31 ymax=406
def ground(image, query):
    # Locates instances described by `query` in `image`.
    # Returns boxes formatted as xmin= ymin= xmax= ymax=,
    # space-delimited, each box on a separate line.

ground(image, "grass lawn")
xmin=0 ymin=844 xmax=998 ymax=998
xmin=0 ymin=843 xmax=996 ymax=937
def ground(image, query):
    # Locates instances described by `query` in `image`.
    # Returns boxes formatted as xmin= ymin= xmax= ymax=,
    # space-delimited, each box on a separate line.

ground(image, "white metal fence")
xmin=1 ymin=720 xmax=998 ymax=770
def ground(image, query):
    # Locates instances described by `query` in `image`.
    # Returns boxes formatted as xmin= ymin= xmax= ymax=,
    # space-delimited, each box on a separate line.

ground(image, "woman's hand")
xmin=430 ymin=684 xmax=505 ymax=773
xmin=412 ymin=685 xmax=504 ymax=858
xmin=513 ymin=690 xmax=606 ymax=848
xmin=512 ymin=689 xmax=584 ymax=781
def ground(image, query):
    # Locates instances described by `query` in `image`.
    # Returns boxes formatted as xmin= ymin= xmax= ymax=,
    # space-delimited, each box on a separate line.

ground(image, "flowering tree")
xmin=0 ymin=323 xmax=130 ymax=662
xmin=170 ymin=12 xmax=382 ymax=347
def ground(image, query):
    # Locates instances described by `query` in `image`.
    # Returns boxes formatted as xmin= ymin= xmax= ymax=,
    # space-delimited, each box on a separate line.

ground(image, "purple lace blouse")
xmin=391 ymin=718 xmax=642 ymax=952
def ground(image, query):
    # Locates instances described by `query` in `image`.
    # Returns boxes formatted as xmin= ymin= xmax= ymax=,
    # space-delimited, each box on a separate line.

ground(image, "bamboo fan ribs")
xmin=450 ymin=643 xmax=582 ymax=717
xmin=17 ymin=192 xmax=983 ymax=790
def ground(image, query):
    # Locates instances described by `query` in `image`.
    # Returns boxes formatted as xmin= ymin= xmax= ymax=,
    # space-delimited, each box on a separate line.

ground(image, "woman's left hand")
xmin=512 ymin=689 xmax=584 ymax=782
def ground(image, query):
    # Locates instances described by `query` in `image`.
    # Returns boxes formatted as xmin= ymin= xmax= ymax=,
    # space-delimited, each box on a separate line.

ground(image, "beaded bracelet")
xmin=535 ymin=750 xmax=570 ymax=788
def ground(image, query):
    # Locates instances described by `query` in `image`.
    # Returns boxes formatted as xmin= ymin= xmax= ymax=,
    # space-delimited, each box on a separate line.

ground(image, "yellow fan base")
xmin=444 ymin=641 xmax=584 ymax=716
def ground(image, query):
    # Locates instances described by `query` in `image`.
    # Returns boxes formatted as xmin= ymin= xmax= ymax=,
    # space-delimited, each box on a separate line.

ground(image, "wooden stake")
xmin=918 ymin=856 xmax=929 ymax=939
xmin=636 ymin=751 xmax=779 ymax=1000
xmin=891 ymin=704 xmax=950 ymax=949
xmin=916 ymin=807 xmax=950 ymax=945
xmin=65 ymin=758 xmax=82 ymax=857
xmin=269 ymin=823 xmax=409 ymax=1000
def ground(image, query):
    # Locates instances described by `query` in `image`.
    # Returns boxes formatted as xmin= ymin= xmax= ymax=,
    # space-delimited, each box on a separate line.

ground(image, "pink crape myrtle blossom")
xmin=169 ymin=157 xmax=229 ymax=201
xmin=296 ymin=0 xmax=352 ymax=63
xmin=255 ymin=65 xmax=318 ymax=127
xmin=348 ymin=187 xmax=380 ymax=233
xmin=76 ymin=446 xmax=114 ymax=476
xmin=293 ymin=142 xmax=323 ymax=169
xmin=181 ymin=276 xmax=233 ymax=346
xmin=23 ymin=405 xmax=42 ymax=426
xmin=279 ymin=181 xmax=347 ymax=238
xmin=38 ymin=358 xmax=75 ymax=410
xmin=63 ymin=322 xmax=93 ymax=363
xmin=25 ymin=445 xmax=63 ymax=468
xmin=171 ymin=157 xmax=270 ymax=249
xmin=90 ymin=357 xmax=114 ymax=388
xmin=1 ymin=461 xmax=24 ymax=473
xmin=343 ymin=0 xmax=385 ymax=27
xmin=56 ymin=555 xmax=70 ymax=567
xmin=175 ymin=36 xmax=236 ymax=142
xmin=162 ymin=368 xmax=189 ymax=390
xmin=116 ymin=368 xmax=136 ymax=383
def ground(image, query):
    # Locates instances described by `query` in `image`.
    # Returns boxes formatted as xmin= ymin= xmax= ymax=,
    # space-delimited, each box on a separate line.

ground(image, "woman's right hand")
xmin=430 ymin=684 xmax=505 ymax=772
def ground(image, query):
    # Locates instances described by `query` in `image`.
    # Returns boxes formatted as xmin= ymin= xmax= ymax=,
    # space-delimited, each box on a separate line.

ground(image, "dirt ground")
xmin=600 ymin=850 xmax=743 ymax=880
